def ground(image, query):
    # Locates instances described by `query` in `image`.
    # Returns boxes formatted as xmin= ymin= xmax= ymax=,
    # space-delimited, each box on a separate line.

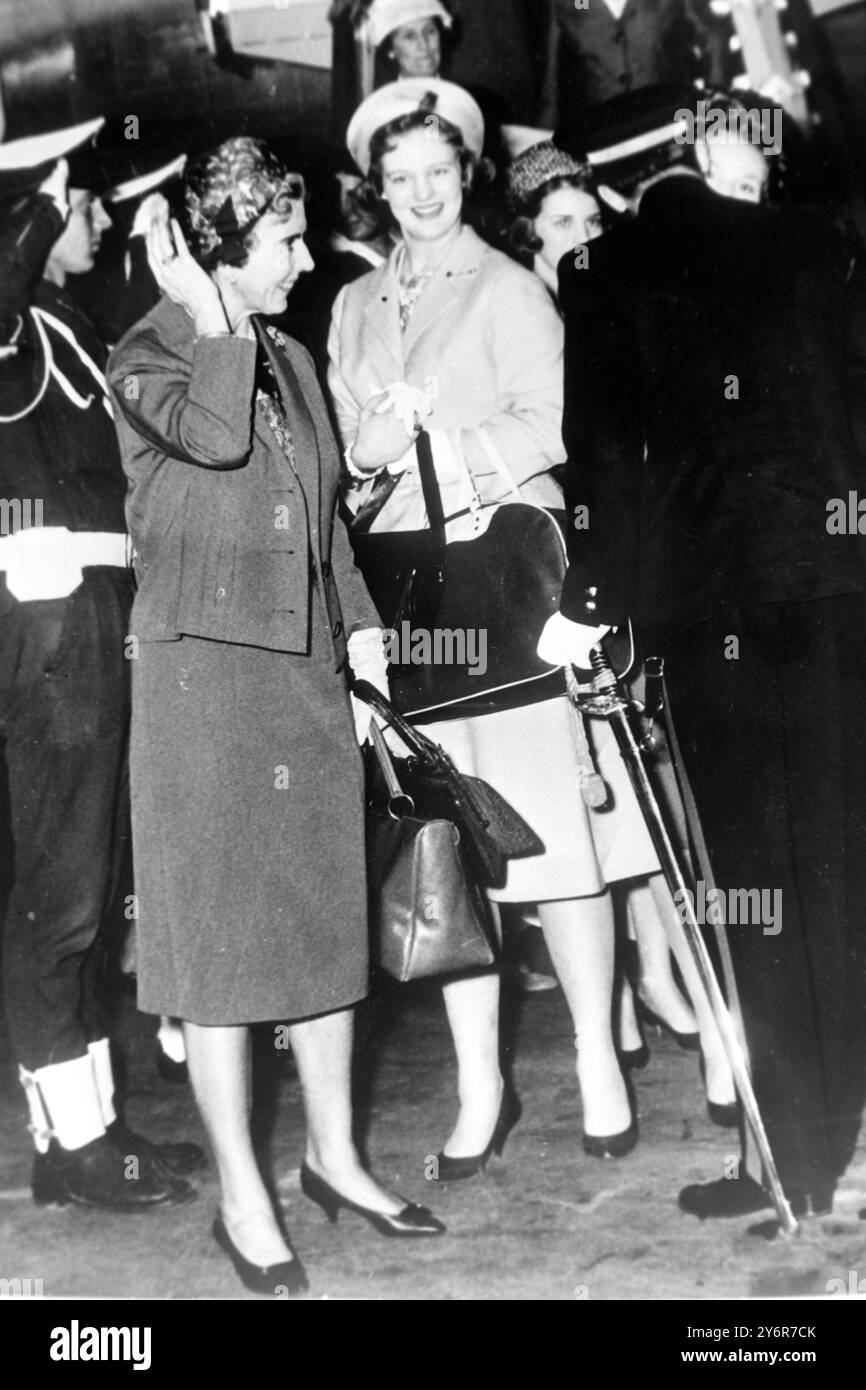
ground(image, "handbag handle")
xmin=368 ymin=720 xmax=416 ymax=818
xmin=354 ymin=678 xmax=443 ymax=767
xmin=415 ymin=429 xmax=447 ymax=540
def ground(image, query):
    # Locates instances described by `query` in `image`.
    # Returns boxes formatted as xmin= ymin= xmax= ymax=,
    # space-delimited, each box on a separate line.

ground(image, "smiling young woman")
xmin=329 ymin=80 xmax=673 ymax=1175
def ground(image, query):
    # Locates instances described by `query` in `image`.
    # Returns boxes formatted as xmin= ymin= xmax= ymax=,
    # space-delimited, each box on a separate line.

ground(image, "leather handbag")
xmin=364 ymin=718 xmax=495 ymax=982
xmin=348 ymin=430 xmax=569 ymax=722
xmin=355 ymin=679 xmax=544 ymax=890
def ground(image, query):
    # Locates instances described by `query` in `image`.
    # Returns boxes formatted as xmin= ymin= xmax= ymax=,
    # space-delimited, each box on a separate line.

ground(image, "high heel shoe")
xmin=582 ymin=1119 xmax=639 ymax=1160
xmin=156 ymin=1046 xmax=188 ymax=1085
xmin=432 ymin=1088 xmax=522 ymax=1182
xmin=637 ymin=1000 xmax=700 ymax=1052
xmin=617 ymin=1043 xmax=650 ymax=1071
xmin=212 ymin=1214 xmax=308 ymax=1296
xmin=300 ymin=1164 xmax=445 ymax=1237
xmin=699 ymin=1057 xmax=739 ymax=1128
xmin=707 ymin=1099 xmax=739 ymax=1128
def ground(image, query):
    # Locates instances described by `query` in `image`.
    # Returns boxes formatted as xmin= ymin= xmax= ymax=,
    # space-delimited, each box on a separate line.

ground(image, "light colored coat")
xmin=328 ymin=224 xmax=567 ymax=532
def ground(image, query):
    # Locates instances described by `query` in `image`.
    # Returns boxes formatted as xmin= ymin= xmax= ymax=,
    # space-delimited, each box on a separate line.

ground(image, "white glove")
xmin=537 ymin=611 xmax=611 ymax=669
xmin=373 ymin=380 xmax=436 ymax=433
xmin=2 ymin=528 xmax=84 ymax=602
xmin=130 ymin=191 xmax=170 ymax=240
xmin=347 ymin=626 xmax=390 ymax=745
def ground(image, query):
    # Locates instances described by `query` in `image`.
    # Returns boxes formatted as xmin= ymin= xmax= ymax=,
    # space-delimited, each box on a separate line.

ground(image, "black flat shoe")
xmin=300 ymin=1163 xmax=445 ymax=1237
xmin=582 ymin=1119 xmax=639 ymax=1159
xmin=432 ymin=1088 xmax=522 ymax=1182
xmin=637 ymin=1000 xmax=700 ymax=1052
xmin=212 ymin=1214 xmax=308 ymax=1296
xmin=707 ymin=1099 xmax=739 ymax=1129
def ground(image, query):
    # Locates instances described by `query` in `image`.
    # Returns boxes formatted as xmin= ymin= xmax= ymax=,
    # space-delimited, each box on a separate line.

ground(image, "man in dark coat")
xmin=0 ymin=124 xmax=202 ymax=1210
xmin=542 ymin=98 xmax=866 ymax=1221
xmin=543 ymin=0 xmax=730 ymax=126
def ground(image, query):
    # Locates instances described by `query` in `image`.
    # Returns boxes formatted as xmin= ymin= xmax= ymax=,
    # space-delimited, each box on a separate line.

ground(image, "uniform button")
xmin=332 ymin=620 xmax=344 ymax=638
xmin=585 ymin=600 xmax=597 ymax=614
xmin=585 ymin=585 xmax=598 ymax=597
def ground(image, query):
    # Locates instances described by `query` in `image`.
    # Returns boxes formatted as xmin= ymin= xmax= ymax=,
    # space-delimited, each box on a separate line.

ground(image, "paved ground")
xmin=2 ymin=976 xmax=865 ymax=1302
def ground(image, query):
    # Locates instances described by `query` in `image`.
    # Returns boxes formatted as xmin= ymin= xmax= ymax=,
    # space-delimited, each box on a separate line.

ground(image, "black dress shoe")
xmin=212 ymin=1214 xmax=308 ymax=1296
xmin=680 ymin=1173 xmax=835 ymax=1223
xmin=679 ymin=1174 xmax=771 ymax=1220
xmin=637 ymin=1001 xmax=700 ymax=1052
xmin=32 ymin=1136 xmax=196 ymax=1211
xmin=432 ymin=1089 xmax=522 ymax=1182
xmin=583 ymin=1119 xmax=639 ymax=1159
xmin=300 ymin=1163 xmax=446 ymax=1237
xmin=106 ymin=1119 xmax=208 ymax=1177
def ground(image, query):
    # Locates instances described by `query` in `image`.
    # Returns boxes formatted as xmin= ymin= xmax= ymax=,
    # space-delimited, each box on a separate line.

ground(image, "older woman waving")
xmin=108 ymin=137 xmax=444 ymax=1298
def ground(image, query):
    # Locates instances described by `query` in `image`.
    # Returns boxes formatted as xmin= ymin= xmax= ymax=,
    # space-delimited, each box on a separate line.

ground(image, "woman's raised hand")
xmin=352 ymin=390 xmax=419 ymax=472
xmin=145 ymin=210 xmax=229 ymax=336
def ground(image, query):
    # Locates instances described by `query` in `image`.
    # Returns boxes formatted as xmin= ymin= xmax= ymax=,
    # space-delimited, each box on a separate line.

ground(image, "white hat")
xmin=0 ymin=117 xmax=104 ymax=173
xmin=365 ymin=0 xmax=453 ymax=49
xmin=501 ymin=124 xmax=554 ymax=162
xmin=347 ymin=77 xmax=484 ymax=175
xmin=105 ymin=153 xmax=187 ymax=204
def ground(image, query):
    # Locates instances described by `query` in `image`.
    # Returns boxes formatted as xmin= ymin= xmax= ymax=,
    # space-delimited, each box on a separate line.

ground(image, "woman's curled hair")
xmin=183 ymin=136 xmax=305 ymax=270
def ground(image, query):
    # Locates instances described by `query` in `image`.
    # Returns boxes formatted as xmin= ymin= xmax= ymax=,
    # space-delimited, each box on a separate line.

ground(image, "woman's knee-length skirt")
xmin=130 ymin=621 xmax=369 ymax=1025
xmin=423 ymin=695 xmax=660 ymax=903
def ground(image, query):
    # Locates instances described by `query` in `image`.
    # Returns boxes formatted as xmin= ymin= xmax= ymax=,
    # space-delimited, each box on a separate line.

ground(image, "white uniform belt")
xmin=0 ymin=528 xmax=131 ymax=571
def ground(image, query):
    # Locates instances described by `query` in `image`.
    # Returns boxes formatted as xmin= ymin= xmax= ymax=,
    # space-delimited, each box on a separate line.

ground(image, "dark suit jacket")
xmin=558 ymin=175 xmax=866 ymax=644
xmin=108 ymin=296 xmax=378 ymax=662
xmin=554 ymin=0 xmax=729 ymax=119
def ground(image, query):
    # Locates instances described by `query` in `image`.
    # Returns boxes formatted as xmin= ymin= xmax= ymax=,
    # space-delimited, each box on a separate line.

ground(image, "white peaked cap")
xmin=0 ymin=117 xmax=105 ymax=172
xmin=106 ymin=154 xmax=188 ymax=204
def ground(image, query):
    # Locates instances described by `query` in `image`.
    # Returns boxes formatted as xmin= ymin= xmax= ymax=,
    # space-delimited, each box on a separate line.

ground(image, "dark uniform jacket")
xmin=0 ymin=192 xmax=128 ymax=617
xmin=554 ymin=0 xmax=728 ymax=119
xmin=558 ymin=175 xmax=866 ymax=644
xmin=107 ymin=295 xmax=378 ymax=665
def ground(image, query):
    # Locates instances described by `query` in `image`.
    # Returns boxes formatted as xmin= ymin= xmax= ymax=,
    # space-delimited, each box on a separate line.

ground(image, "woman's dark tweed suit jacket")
xmin=107 ymin=295 xmax=378 ymax=659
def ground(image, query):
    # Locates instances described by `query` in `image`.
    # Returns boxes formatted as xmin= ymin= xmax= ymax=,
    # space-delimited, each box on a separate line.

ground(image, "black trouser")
xmin=663 ymin=594 xmax=866 ymax=1193
xmin=0 ymin=569 xmax=133 ymax=1071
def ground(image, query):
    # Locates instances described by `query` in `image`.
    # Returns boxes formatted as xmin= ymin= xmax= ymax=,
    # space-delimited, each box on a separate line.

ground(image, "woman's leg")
xmin=184 ymin=1020 xmax=295 ymax=1266
xmin=440 ymin=969 xmax=504 ymax=1157
xmin=645 ymin=874 xmax=736 ymax=1107
xmin=627 ymin=880 xmax=699 ymax=1036
xmin=617 ymin=974 xmax=644 ymax=1053
xmin=291 ymin=1006 xmax=405 ymax=1213
xmin=539 ymin=893 xmax=632 ymax=1137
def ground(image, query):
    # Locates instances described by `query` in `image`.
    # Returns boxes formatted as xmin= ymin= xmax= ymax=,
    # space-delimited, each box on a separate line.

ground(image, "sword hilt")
xmin=589 ymin=643 xmax=619 ymax=695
